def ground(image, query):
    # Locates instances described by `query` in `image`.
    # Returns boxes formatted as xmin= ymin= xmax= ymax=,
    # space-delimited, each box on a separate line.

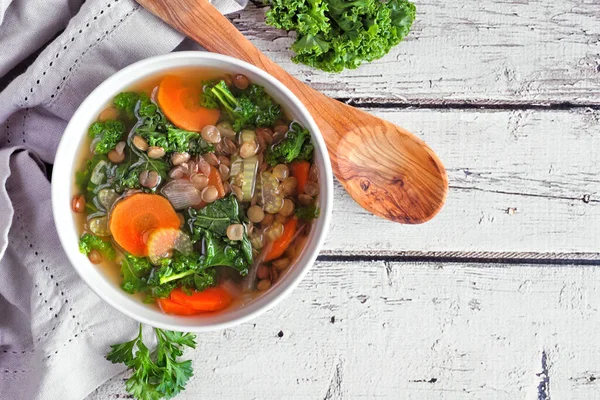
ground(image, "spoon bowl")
xmin=136 ymin=0 xmax=448 ymax=223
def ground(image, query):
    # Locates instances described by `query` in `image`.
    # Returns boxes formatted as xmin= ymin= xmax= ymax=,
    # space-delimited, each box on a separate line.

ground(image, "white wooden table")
xmin=90 ymin=1 xmax=600 ymax=398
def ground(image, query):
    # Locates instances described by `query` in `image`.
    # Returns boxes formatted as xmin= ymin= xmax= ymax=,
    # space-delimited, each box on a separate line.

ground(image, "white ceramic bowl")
xmin=52 ymin=52 xmax=333 ymax=332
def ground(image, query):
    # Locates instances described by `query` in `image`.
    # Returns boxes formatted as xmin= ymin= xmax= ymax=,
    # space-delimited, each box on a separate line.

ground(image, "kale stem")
xmin=159 ymin=269 xmax=196 ymax=285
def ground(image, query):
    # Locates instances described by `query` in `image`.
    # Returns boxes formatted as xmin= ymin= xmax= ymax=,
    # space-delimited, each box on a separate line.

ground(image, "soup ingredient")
xmin=97 ymin=188 xmax=119 ymax=210
xmin=108 ymin=141 xmax=126 ymax=163
xmin=121 ymin=253 xmax=153 ymax=294
xmin=201 ymin=185 xmax=219 ymax=203
xmin=139 ymin=170 xmax=161 ymax=189
xmin=132 ymin=135 xmax=149 ymax=151
xmin=88 ymin=250 xmax=103 ymax=264
xmin=157 ymin=298 xmax=199 ymax=315
xmin=89 ymin=216 xmax=111 ymax=236
xmin=247 ymin=205 xmax=265 ymax=223
xmin=207 ymin=165 xmax=226 ymax=199
xmin=279 ymin=199 xmax=295 ymax=217
xmin=88 ymin=120 xmax=125 ymax=154
xmin=272 ymin=257 xmax=290 ymax=270
xmin=265 ymin=0 xmax=416 ymax=73
xmin=265 ymin=122 xmax=314 ymax=166
xmin=147 ymin=228 xmax=194 ymax=265
xmin=226 ymin=223 xmax=245 ymax=241
xmin=109 ymin=193 xmax=180 ymax=256
xmin=289 ymin=160 xmax=310 ymax=194
xmin=257 ymin=279 xmax=271 ymax=291
xmin=113 ymin=151 xmax=170 ymax=193
xmin=233 ymin=74 xmax=250 ymax=90
xmin=296 ymin=204 xmax=321 ymax=221
xmin=120 ymin=251 xmax=219 ymax=300
xmin=200 ymin=125 xmax=221 ymax=144
xmin=188 ymin=196 xmax=253 ymax=273
xmin=190 ymin=195 xmax=244 ymax=238
xmin=161 ymin=180 xmax=203 ymax=209
xmin=113 ymin=91 xmax=143 ymax=118
xmin=265 ymin=217 xmax=299 ymax=262
xmin=72 ymin=194 xmax=86 ymax=213
xmin=157 ymin=75 xmax=221 ymax=132
xmin=170 ymin=287 xmax=232 ymax=311
xmin=79 ymin=233 xmax=116 ymax=260
xmin=201 ymin=80 xmax=283 ymax=131
xmin=106 ymin=324 xmax=196 ymax=400
xmin=229 ymin=155 xmax=258 ymax=201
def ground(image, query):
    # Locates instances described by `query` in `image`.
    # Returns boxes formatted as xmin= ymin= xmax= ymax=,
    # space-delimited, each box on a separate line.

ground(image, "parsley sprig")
xmin=106 ymin=324 xmax=196 ymax=400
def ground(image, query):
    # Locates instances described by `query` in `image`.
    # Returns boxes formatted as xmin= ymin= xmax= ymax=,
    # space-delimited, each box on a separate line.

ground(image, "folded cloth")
xmin=0 ymin=0 xmax=246 ymax=399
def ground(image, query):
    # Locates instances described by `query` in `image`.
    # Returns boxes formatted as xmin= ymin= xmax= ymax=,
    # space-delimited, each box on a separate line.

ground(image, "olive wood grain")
xmin=135 ymin=0 xmax=448 ymax=223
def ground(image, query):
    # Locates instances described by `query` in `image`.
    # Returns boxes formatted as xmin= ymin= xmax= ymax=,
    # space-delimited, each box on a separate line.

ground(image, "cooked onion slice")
xmin=161 ymin=179 xmax=202 ymax=210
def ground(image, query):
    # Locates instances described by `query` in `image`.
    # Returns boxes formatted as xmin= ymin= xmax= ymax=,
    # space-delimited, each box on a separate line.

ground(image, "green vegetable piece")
xmin=113 ymin=92 xmax=140 ymax=118
xmin=79 ymin=233 xmax=116 ymax=260
xmin=188 ymin=195 xmax=253 ymax=274
xmin=203 ymin=80 xmax=282 ymax=131
xmin=106 ymin=324 xmax=196 ymax=400
xmin=190 ymin=195 xmax=241 ymax=237
xmin=120 ymin=253 xmax=152 ymax=294
xmin=296 ymin=204 xmax=321 ymax=221
xmin=88 ymin=120 xmax=126 ymax=154
xmin=265 ymin=0 xmax=416 ymax=72
xmin=265 ymin=121 xmax=314 ymax=166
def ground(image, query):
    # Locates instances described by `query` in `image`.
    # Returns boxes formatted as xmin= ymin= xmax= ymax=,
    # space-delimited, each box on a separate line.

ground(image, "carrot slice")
xmin=265 ymin=217 xmax=299 ymax=262
xmin=290 ymin=161 xmax=310 ymax=194
xmin=170 ymin=287 xmax=232 ymax=312
xmin=157 ymin=75 xmax=220 ymax=132
xmin=158 ymin=297 xmax=200 ymax=315
xmin=109 ymin=193 xmax=180 ymax=256
xmin=208 ymin=165 xmax=226 ymax=198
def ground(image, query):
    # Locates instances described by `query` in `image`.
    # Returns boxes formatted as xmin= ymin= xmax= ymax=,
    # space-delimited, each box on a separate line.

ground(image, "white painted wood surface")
xmin=91 ymin=261 xmax=600 ymax=399
xmin=91 ymin=1 xmax=600 ymax=399
xmin=232 ymin=1 xmax=600 ymax=104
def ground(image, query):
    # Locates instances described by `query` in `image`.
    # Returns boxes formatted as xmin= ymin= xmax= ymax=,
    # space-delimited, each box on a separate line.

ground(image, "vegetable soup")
xmin=72 ymin=69 xmax=320 ymax=316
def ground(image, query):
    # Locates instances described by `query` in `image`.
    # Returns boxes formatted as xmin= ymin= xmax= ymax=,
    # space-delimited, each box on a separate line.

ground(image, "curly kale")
xmin=127 ymin=92 xmax=213 ymax=155
xmin=265 ymin=121 xmax=314 ymax=166
xmin=79 ymin=233 xmax=116 ymax=260
xmin=88 ymin=120 xmax=125 ymax=154
xmin=120 ymin=253 xmax=153 ymax=294
xmin=265 ymin=0 xmax=416 ymax=72
xmin=202 ymin=80 xmax=282 ymax=131
xmin=296 ymin=204 xmax=320 ymax=221
xmin=113 ymin=92 xmax=140 ymax=118
xmin=120 ymin=252 xmax=217 ymax=299
xmin=188 ymin=195 xmax=253 ymax=275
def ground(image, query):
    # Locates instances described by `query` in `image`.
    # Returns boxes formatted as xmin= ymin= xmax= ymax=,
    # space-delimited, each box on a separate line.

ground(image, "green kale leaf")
xmin=88 ymin=120 xmax=126 ymax=154
xmin=79 ymin=233 xmax=116 ymax=260
xmin=265 ymin=121 xmax=314 ymax=166
xmin=188 ymin=195 xmax=252 ymax=274
xmin=120 ymin=253 xmax=153 ymax=294
xmin=265 ymin=0 xmax=416 ymax=72
xmin=113 ymin=92 xmax=141 ymax=118
xmin=203 ymin=80 xmax=282 ymax=131
xmin=296 ymin=204 xmax=321 ymax=221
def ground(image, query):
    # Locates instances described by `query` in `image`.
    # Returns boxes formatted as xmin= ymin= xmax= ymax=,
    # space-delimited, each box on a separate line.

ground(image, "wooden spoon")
xmin=136 ymin=0 xmax=448 ymax=224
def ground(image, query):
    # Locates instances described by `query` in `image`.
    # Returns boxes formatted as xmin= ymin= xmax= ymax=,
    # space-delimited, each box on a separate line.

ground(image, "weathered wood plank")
xmin=229 ymin=1 xmax=600 ymax=104
xmin=88 ymin=260 xmax=600 ymax=399
xmin=319 ymin=107 xmax=600 ymax=256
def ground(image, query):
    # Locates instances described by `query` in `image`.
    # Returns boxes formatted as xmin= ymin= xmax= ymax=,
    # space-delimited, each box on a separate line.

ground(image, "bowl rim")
xmin=51 ymin=51 xmax=333 ymax=332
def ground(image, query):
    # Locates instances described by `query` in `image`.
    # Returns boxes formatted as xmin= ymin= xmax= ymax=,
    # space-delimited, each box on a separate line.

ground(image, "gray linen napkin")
xmin=0 ymin=0 xmax=246 ymax=399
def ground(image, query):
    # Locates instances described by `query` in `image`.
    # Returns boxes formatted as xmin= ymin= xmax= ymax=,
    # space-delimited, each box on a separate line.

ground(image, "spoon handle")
xmin=138 ymin=0 xmax=314 ymax=93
